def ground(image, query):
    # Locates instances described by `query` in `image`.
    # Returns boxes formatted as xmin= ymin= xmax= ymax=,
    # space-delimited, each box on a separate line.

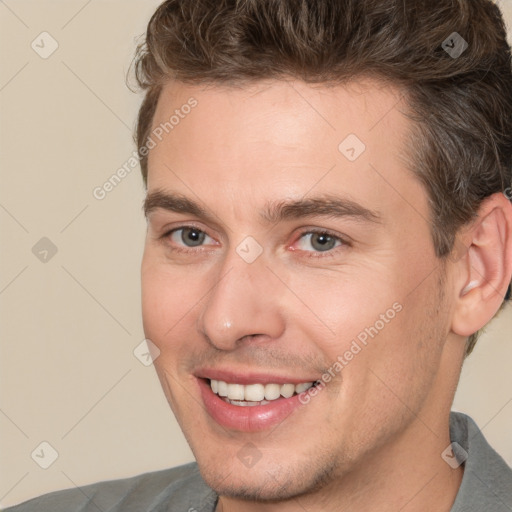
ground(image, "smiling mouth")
xmin=209 ymin=378 xmax=317 ymax=406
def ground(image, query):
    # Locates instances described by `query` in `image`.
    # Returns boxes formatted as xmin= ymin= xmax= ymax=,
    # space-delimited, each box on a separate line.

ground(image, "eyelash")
xmin=160 ymin=225 xmax=350 ymax=258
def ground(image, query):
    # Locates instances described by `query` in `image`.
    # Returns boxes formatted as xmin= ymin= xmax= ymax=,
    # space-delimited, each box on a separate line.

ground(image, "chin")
xmin=195 ymin=449 xmax=341 ymax=503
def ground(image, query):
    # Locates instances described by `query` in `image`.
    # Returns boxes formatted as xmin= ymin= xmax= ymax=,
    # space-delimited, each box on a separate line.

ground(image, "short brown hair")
xmin=132 ymin=0 xmax=512 ymax=355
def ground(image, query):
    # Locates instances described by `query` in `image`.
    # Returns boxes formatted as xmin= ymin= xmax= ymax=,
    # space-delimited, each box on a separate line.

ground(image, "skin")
xmin=141 ymin=79 xmax=512 ymax=512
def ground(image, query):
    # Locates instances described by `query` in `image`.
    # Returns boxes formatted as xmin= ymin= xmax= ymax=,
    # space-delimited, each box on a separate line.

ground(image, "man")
xmin=6 ymin=0 xmax=512 ymax=510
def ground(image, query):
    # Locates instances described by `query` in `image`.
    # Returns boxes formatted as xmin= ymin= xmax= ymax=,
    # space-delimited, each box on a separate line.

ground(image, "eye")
xmin=168 ymin=226 xmax=215 ymax=248
xmin=295 ymin=230 xmax=345 ymax=253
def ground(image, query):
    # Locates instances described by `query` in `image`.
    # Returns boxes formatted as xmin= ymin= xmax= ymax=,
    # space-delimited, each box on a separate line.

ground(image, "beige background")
xmin=1 ymin=0 xmax=511 ymax=508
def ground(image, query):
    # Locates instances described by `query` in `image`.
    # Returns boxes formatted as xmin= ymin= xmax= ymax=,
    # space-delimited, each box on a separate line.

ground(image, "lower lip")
xmin=197 ymin=378 xmax=310 ymax=432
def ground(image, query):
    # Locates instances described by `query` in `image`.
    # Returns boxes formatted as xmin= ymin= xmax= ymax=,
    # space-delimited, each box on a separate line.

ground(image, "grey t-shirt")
xmin=4 ymin=412 xmax=511 ymax=511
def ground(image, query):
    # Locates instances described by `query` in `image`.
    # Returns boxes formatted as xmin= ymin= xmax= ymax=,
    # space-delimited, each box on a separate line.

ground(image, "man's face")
xmin=141 ymin=79 xmax=453 ymax=500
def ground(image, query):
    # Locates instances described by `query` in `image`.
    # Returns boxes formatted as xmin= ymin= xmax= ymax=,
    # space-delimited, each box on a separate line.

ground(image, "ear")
xmin=451 ymin=192 xmax=512 ymax=337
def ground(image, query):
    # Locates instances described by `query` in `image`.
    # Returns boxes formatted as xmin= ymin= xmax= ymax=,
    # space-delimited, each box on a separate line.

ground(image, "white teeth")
xmin=225 ymin=399 xmax=270 ymax=407
xmin=295 ymin=382 xmax=313 ymax=393
xmin=227 ymin=383 xmax=245 ymax=400
xmin=209 ymin=379 xmax=315 ymax=403
xmin=217 ymin=380 xmax=228 ymax=397
xmin=280 ymin=383 xmax=295 ymax=398
xmin=244 ymin=384 xmax=265 ymax=402
xmin=264 ymin=383 xmax=281 ymax=400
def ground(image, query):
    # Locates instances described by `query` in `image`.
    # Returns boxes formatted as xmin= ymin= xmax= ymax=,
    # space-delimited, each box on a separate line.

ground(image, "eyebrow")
xmin=143 ymin=190 xmax=382 ymax=225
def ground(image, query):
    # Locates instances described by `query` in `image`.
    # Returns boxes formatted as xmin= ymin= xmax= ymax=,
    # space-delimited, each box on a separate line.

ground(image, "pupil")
xmin=183 ymin=228 xmax=204 ymax=246
xmin=312 ymin=233 xmax=334 ymax=251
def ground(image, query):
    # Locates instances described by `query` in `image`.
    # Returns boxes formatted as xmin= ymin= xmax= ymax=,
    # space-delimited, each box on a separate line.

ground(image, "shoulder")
xmin=3 ymin=462 xmax=217 ymax=512
xmin=450 ymin=411 xmax=512 ymax=512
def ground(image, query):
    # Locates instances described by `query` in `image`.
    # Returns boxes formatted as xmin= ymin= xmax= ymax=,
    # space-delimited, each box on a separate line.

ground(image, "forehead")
xmin=150 ymin=78 xmax=408 ymax=153
xmin=146 ymin=78 xmax=424 ymax=225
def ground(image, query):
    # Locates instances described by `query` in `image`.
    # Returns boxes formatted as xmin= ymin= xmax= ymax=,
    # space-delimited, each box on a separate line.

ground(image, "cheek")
xmin=141 ymin=257 xmax=202 ymax=341
xmin=339 ymin=276 xmax=448 ymax=424
xmin=283 ymin=265 xmax=400 ymax=356
xmin=288 ymin=265 xmax=444 ymax=410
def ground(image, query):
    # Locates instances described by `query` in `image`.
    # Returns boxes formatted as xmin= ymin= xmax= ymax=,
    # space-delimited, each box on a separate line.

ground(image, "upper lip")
xmin=195 ymin=368 xmax=319 ymax=385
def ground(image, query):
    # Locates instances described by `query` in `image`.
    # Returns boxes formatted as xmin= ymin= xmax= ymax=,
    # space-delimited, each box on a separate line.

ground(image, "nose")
xmin=197 ymin=248 xmax=286 ymax=351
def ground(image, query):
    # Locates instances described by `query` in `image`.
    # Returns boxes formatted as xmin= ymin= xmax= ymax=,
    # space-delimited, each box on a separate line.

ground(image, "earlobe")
xmin=451 ymin=193 xmax=512 ymax=337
